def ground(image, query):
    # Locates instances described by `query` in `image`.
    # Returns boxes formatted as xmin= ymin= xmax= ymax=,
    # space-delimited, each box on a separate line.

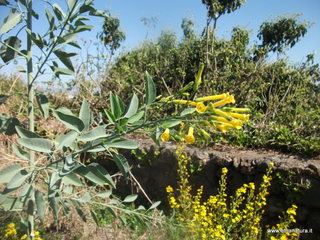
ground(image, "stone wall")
xmin=120 ymin=139 xmax=320 ymax=240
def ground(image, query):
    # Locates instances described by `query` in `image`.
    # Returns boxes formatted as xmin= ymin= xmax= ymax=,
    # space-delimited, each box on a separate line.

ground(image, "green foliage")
xmin=108 ymin=14 xmax=320 ymax=156
xmin=98 ymin=11 xmax=125 ymax=55
xmin=181 ymin=18 xmax=195 ymax=40
xmin=274 ymin=171 xmax=311 ymax=203
xmin=258 ymin=15 xmax=311 ymax=53
xmin=201 ymin=0 xmax=246 ymax=18
xmin=109 ymin=30 xmax=203 ymax=100
xmin=0 ymin=2 xmax=170 ymax=239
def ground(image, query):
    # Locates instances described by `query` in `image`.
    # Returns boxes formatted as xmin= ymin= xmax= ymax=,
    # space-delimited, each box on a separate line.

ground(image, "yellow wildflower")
xmin=166 ymin=185 xmax=173 ymax=193
xmin=160 ymin=128 xmax=170 ymax=142
xmin=8 ymin=223 xmax=15 ymax=228
xmin=280 ymin=235 xmax=288 ymax=240
xmin=286 ymin=208 xmax=297 ymax=216
xmin=222 ymin=168 xmax=228 ymax=174
xmin=248 ymin=182 xmax=255 ymax=190
xmin=184 ymin=127 xmax=195 ymax=144
xmin=4 ymin=223 xmax=17 ymax=238
xmin=21 ymin=234 xmax=28 ymax=240
xmin=196 ymin=102 xmax=207 ymax=113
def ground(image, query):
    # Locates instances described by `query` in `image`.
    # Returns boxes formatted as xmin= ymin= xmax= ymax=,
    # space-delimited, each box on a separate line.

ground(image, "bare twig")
xmin=129 ymin=171 xmax=153 ymax=204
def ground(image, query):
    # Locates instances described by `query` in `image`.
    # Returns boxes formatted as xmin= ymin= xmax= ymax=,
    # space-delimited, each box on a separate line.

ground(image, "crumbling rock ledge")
xmin=120 ymin=139 xmax=320 ymax=239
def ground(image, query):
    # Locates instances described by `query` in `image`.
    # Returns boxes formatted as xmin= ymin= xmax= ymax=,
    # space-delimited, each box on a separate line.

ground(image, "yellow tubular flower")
xmin=212 ymin=116 xmax=243 ymax=129
xmin=214 ymin=116 xmax=232 ymax=124
xmin=212 ymin=99 xmax=228 ymax=108
xmin=215 ymin=124 xmax=229 ymax=133
xmin=212 ymin=94 xmax=235 ymax=108
xmin=171 ymin=99 xmax=198 ymax=106
xmin=160 ymin=128 xmax=170 ymax=142
xmin=210 ymin=107 xmax=233 ymax=120
xmin=211 ymin=120 xmax=234 ymax=128
xmin=226 ymin=93 xmax=235 ymax=103
xmin=196 ymin=102 xmax=207 ymax=113
xmin=226 ymin=112 xmax=250 ymax=121
xmin=230 ymin=119 xmax=243 ymax=129
xmin=224 ymin=107 xmax=250 ymax=112
xmin=184 ymin=127 xmax=195 ymax=144
xmin=195 ymin=93 xmax=227 ymax=102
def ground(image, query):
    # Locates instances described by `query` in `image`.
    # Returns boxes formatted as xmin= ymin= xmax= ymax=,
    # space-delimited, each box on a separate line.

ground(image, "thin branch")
xmin=129 ymin=171 xmax=153 ymax=204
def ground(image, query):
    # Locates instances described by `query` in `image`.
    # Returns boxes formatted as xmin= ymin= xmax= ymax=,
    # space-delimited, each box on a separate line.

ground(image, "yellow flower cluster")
xmin=160 ymin=93 xmax=250 ymax=143
xmin=166 ymin=147 xmax=300 ymax=240
xmin=3 ymin=223 xmax=17 ymax=239
xmin=267 ymin=205 xmax=299 ymax=240
xmin=2 ymin=223 xmax=42 ymax=240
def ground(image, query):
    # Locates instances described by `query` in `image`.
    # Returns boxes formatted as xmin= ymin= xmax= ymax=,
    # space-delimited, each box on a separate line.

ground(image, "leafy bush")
xmin=107 ymin=19 xmax=320 ymax=156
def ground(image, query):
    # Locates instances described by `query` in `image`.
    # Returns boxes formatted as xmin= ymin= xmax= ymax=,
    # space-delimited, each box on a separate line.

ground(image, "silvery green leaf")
xmin=55 ymin=131 xmax=78 ymax=150
xmin=123 ymin=194 xmax=138 ymax=203
xmin=0 ymin=9 xmax=22 ymax=34
xmin=52 ymin=3 xmax=66 ymax=21
xmin=145 ymin=71 xmax=156 ymax=105
xmin=0 ymin=164 xmax=21 ymax=183
xmin=96 ymin=190 xmax=112 ymax=198
xmin=148 ymin=201 xmax=161 ymax=210
xmin=35 ymin=190 xmax=46 ymax=221
xmin=53 ymin=109 xmax=84 ymax=132
xmin=17 ymin=138 xmax=52 ymax=153
xmin=113 ymin=154 xmax=129 ymax=180
xmin=1 ymin=197 xmax=23 ymax=211
xmin=128 ymin=111 xmax=145 ymax=124
xmin=6 ymin=169 xmax=29 ymax=190
xmin=0 ymin=36 xmax=21 ymax=63
xmin=180 ymin=108 xmax=196 ymax=116
xmin=79 ymin=100 xmax=93 ymax=130
xmin=12 ymin=144 xmax=29 ymax=160
xmin=36 ymin=94 xmax=49 ymax=119
xmin=78 ymin=126 xmax=107 ymax=142
xmin=124 ymin=93 xmax=139 ymax=118
xmin=160 ymin=119 xmax=181 ymax=128
xmin=62 ymin=172 xmax=83 ymax=186
xmin=15 ymin=126 xmax=39 ymax=138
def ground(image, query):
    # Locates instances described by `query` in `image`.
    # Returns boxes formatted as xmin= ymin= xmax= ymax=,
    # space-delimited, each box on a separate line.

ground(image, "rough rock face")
xmin=120 ymin=139 xmax=320 ymax=240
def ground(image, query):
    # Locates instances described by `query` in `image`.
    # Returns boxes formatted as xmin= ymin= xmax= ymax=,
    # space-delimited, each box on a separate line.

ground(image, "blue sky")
xmin=0 ymin=0 xmax=319 ymax=78
xmin=95 ymin=0 xmax=320 ymax=63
